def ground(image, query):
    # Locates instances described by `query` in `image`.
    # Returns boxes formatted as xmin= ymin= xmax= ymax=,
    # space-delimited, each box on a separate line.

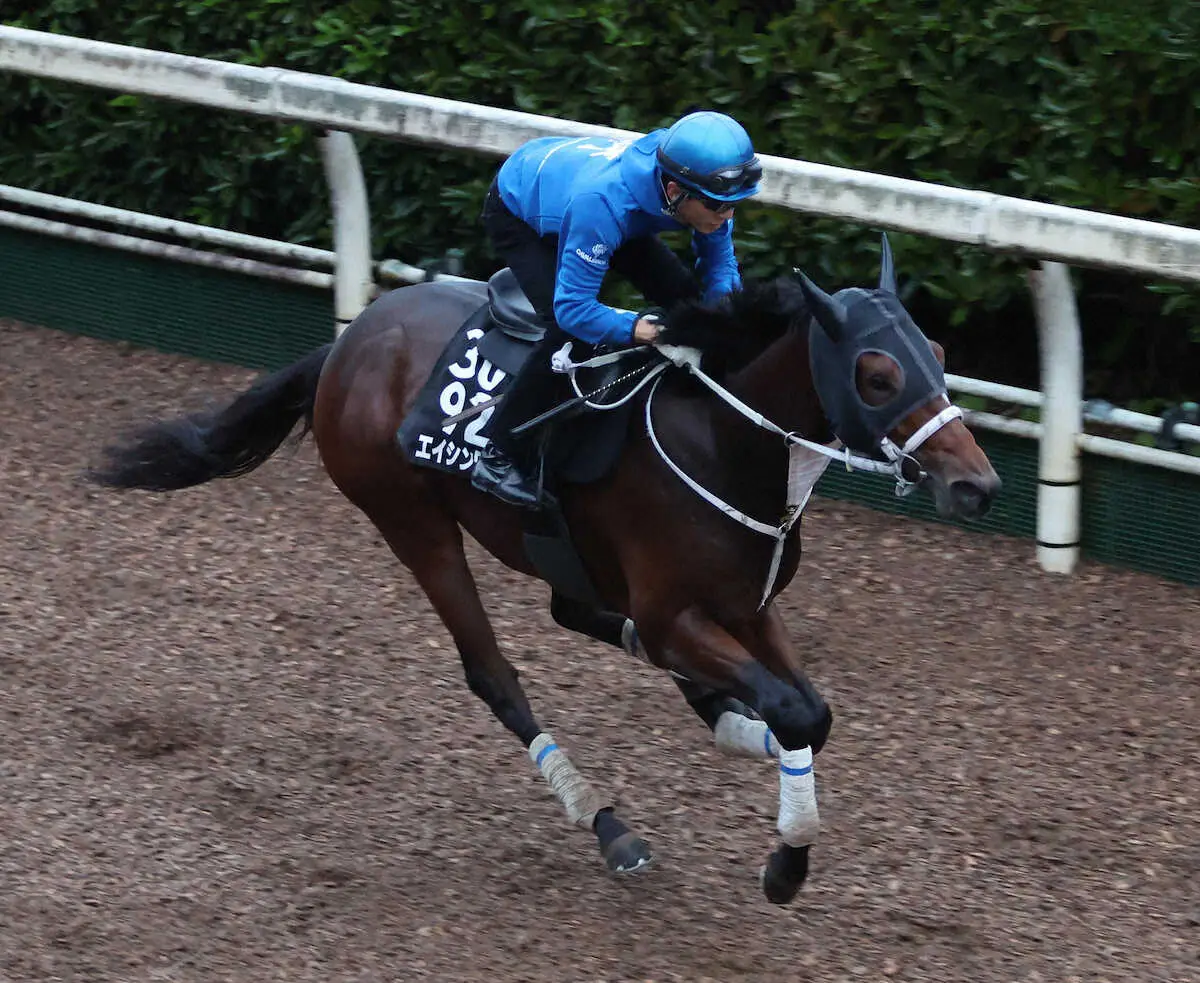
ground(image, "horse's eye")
xmin=869 ymin=373 xmax=892 ymax=392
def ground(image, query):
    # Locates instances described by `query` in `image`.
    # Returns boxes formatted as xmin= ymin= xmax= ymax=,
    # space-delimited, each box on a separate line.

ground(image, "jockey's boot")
xmin=471 ymin=445 xmax=542 ymax=509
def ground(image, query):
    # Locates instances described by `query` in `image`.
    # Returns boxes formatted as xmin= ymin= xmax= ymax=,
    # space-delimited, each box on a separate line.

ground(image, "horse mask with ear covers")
xmin=798 ymin=235 xmax=949 ymax=456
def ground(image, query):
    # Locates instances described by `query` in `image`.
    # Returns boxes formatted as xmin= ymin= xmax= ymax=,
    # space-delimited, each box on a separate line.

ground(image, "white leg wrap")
xmin=620 ymin=618 xmax=647 ymax=663
xmin=714 ymin=710 xmax=779 ymax=759
xmin=777 ymin=746 xmax=819 ymax=847
xmin=528 ymin=733 xmax=605 ymax=830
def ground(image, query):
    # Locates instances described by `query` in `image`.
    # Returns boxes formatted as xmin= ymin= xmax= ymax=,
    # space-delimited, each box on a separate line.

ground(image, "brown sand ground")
xmin=1 ymin=319 xmax=1196 ymax=982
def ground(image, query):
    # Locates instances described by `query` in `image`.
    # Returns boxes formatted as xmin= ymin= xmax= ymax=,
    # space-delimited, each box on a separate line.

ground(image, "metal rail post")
xmin=1029 ymin=261 xmax=1084 ymax=573
xmin=319 ymin=130 xmax=373 ymax=335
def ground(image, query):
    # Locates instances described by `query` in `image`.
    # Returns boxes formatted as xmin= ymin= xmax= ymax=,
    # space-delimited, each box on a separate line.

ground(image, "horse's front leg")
xmin=729 ymin=604 xmax=832 ymax=904
xmin=549 ymin=592 xmax=778 ymax=756
xmin=644 ymin=605 xmax=831 ymax=905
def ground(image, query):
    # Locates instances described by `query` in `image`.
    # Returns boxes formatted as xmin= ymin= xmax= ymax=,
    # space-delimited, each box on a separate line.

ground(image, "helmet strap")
xmin=660 ymin=175 xmax=688 ymax=217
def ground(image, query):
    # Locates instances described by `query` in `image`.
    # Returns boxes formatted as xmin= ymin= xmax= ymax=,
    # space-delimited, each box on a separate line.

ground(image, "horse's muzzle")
xmin=949 ymin=475 xmax=1001 ymax=519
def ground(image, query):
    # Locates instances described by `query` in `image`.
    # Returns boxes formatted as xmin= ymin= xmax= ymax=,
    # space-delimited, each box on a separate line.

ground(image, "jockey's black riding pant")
xmin=480 ymin=179 xmax=700 ymax=456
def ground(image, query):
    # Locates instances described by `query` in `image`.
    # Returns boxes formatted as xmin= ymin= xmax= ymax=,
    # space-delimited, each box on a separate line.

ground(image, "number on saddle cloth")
xmin=395 ymin=270 xmax=550 ymax=475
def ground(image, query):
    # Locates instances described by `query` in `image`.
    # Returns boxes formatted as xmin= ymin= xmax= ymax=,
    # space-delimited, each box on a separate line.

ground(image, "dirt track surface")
xmin=1 ymin=318 xmax=1197 ymax=983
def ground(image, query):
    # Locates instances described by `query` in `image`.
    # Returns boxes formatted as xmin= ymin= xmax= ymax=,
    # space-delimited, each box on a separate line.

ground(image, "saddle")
xmin=486 ymin=267 xmax=547 ymax=343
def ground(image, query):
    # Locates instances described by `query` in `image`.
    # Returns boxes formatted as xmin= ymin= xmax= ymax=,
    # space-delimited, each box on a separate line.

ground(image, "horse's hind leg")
xmin=550 ymin=591 xmax=637 ymax=657
xmin=551 ymin=592 xmax=777 ymax=759
xmin=372 ymin=512 xmax=651 ymax=873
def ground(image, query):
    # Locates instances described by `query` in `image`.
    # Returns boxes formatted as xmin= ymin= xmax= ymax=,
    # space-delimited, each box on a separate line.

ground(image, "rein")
xmin=645 ymin=344 xmax=963 ymax=607
xmin=550 ymin=341 xmax=668 ymax=409
xmin=509 ymin=342 xmax=666 ymax=436
xmin=544 ymin=338 xmax=963 ymax=608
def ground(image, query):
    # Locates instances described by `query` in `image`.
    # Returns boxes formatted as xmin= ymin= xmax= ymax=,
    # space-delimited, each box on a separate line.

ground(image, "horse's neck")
xmin=652 ymin=327 xmax=828 ymax=522
xmin=725 ymin=326 xmax=827 ymax=440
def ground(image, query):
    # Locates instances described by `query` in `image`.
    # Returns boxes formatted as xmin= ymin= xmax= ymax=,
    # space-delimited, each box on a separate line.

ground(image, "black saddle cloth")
xmin=396 ymin=270 xmax=655 ymax=488
xmin=395 ymin=270 xmax=663 ymax=606
xmin=394 ymin=270 xmax=544 ymax=475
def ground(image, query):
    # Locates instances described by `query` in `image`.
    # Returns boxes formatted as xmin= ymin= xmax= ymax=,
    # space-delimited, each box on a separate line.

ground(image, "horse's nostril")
xmin=950 ymin=480 xmax=993 ymax=517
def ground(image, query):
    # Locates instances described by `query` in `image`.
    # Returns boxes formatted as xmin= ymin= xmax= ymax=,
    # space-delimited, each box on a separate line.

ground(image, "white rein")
xmin=646 ymin=344 xmax=962 ymax=607
xmin=550 ymin=340 xmax=962 ymax=608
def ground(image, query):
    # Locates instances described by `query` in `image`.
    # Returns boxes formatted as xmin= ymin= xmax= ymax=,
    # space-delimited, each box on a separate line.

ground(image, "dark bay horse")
xmin=89 ymin=237 xmax=999 ymax=904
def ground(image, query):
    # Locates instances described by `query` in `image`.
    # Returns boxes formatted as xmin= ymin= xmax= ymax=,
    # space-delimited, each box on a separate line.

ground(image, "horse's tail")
xmin=87 ymin=343 xmax=334 ymax=491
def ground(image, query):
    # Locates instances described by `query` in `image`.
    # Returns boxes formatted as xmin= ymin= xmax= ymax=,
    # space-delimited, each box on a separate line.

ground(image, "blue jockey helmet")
xmin=655 ymin=111 xmax=762 ymax=203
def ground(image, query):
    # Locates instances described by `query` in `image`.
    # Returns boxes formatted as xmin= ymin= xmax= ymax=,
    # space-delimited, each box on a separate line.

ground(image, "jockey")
xmin=472 ymin=110 xmax=763 ymax=507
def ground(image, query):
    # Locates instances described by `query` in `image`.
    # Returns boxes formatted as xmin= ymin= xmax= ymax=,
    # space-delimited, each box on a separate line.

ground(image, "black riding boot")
xmin=470 ymin=329 xmax=565 ymax=509
xmin=471 ymin=443 xmax=543 ymax=509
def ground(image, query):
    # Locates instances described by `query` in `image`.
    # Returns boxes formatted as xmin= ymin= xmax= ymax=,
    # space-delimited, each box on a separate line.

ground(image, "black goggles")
xmin=700 ymin=157 xmax=763 ymax=195
xmin=659 ymin=153 xmax=763 ymax=198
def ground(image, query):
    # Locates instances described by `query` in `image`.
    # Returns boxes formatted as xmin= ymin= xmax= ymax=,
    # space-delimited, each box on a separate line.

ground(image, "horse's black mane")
xmin=657 ymin=277 xmax=810 ymax=377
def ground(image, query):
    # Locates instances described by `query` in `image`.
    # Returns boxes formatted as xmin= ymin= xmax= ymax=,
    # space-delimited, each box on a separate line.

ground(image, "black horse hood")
xmin=807 ymin=289 xmax=947 ymax=454
xmin=798 ymin=236 xmax=947 ymax=455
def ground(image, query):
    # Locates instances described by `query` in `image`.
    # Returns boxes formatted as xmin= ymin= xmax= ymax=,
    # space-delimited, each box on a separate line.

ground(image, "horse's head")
xmin=796 ymin=236 xmax=1000 ymax=519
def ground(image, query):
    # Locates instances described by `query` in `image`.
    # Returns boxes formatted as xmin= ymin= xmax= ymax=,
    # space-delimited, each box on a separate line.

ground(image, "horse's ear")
xmin=795 ymin=271 xmax=847 ymax=342
xmin=929 ymin=338 xmax=946 ymax=368
xmin=879 ymin=233 xmax=897 ymax=295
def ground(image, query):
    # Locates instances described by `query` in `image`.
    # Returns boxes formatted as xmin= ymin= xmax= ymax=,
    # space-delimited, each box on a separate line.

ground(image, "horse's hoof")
xmin=760 ymin=844 xmax=810 ymax=904
xmin=602 ymin=831 xmax=653 ymax=874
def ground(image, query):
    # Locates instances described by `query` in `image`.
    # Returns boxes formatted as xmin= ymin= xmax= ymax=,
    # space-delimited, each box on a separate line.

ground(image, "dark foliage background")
xmin=3 ymin=1 xmax=1197 ymax=403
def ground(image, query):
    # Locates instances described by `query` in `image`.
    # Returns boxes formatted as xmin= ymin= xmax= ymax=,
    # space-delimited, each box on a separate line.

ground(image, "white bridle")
xmin=549 ymin=340 xmax=963 ymax=607
xmin=645 ymin=344 xmax=963 ymax=607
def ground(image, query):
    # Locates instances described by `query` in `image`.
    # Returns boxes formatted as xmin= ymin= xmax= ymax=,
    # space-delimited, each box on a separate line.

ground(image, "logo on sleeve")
xmin=574 ymin=242 xmax=610 ymax=267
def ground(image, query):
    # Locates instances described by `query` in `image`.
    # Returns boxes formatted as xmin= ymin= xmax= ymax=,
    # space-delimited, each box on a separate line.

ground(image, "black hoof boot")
xmin=760 ymin=843 xmax=810 ymax=904
xmin=594 ymin=809 xmax=653 ymax=874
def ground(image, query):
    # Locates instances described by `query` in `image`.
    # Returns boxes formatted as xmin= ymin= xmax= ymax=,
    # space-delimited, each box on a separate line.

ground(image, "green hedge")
xmin=3 ymin=1 xmax=1198 ymax=401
